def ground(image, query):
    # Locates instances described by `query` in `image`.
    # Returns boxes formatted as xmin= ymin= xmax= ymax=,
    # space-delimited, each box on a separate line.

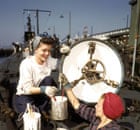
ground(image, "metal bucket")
xmin=51 ymin=96 xmax=68 ymax=120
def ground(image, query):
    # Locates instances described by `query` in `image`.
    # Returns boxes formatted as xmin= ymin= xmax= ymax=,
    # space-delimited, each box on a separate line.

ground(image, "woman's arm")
xmin=65 ymin=88 xmax=80 ymax=110
xmin=17 ymin=58 xmax=42 ymax=95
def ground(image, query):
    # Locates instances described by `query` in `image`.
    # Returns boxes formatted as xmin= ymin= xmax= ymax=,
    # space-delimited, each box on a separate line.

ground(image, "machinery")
xmin=60 ymin=38 xmax=124 ymax=103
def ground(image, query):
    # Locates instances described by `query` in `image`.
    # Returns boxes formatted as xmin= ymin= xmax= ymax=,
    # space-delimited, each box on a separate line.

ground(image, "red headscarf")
xmin=103 ymin=92 xmax=125 ymax=120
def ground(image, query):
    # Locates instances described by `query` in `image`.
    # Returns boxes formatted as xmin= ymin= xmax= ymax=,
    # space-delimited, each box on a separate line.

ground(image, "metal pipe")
xmin=69 ymin=12 xmax=71 ymax=37
xmin=131 ymin=36 xmax=138 ymax=77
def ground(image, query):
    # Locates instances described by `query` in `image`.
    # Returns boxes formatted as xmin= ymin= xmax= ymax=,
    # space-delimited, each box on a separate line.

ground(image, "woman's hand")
xmin=59 ymin=73 xmax=72 ymax=89
xmin=40 ymin=86 xmax=58 ymax=97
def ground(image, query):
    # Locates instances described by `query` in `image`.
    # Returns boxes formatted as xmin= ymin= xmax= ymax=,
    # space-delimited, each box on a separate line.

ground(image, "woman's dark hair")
xmin=36 ymin=37 xmax=55 ymax=49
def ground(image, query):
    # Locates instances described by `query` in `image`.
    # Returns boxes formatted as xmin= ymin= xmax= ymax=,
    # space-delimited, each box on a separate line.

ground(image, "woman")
xmin=60 ymin=74 xmax=125 ymax=130
xmin=14 ymin=37 xmax=58 ymax=113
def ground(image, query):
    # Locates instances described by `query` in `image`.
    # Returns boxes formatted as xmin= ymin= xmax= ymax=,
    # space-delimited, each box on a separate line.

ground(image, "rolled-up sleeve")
xmin=75 ymin=103 xmax=96 ymax=122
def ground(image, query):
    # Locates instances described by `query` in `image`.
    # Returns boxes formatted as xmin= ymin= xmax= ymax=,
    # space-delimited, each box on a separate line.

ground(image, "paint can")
xmin=51 ymin=96 xmax=68 ymax=120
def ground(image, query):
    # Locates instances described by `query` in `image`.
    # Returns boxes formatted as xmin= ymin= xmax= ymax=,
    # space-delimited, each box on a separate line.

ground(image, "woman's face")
xmin=95 ymin=97 xmax=104 ymax=118
xmin=34 ymin=42 xmax=52 ymax=64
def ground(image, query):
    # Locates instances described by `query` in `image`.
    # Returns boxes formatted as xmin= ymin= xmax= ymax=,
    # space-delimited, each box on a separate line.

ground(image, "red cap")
xmin=103 ymin=92 xmax=125 ymax=119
